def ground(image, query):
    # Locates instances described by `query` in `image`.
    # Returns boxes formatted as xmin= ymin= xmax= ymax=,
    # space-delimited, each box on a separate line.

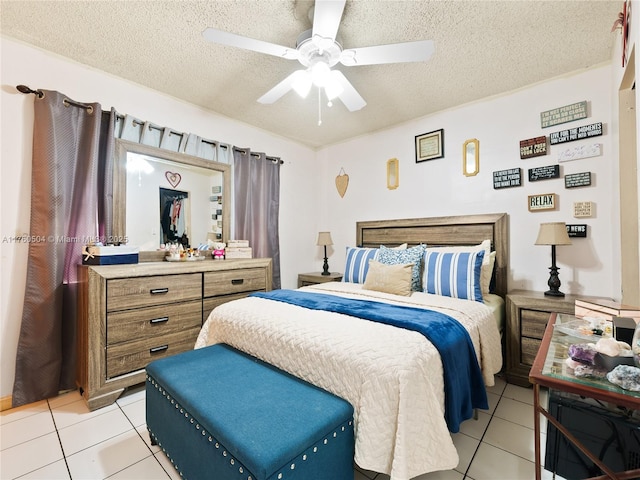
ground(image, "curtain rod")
xmin=234 ymin=147 xmax=283 ymax=164
xmin=17 ymin=85 xmax=94 ymax=113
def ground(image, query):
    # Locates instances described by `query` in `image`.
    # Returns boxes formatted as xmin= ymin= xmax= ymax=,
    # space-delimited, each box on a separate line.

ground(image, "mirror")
xmin=113 ymin=140 xmax=231 ymax=260
xmin=463 ymin=138 xmax=480 ymax=176
xmin=387 ymin=158 xmax=399 ymax=190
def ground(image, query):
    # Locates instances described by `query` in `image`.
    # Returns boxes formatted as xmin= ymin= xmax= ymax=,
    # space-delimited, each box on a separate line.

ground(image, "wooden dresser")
xmin=77 ymin=258 xmax=272 ymax=410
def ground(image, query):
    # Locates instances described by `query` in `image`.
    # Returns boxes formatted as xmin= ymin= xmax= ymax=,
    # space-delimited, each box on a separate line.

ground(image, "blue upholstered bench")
xmin=146 ymin=343 xmax=355 ymax=480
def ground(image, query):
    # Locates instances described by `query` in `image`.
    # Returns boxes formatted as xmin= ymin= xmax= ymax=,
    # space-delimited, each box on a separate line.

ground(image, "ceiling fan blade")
xmin=257 ymin=70 xmax=307 ymax=104
xmin=312 ymin=0 xmax=346 ymax=42
xmin=340 ymin=40 xmax=435 ymax=66
xmin=330 ymin=70 xmax=366 ymax=111
xmin=202 ymin=27 xmax=298 ymax=60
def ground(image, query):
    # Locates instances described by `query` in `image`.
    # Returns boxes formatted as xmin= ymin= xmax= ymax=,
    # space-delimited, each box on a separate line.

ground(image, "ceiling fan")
xmin=202 ymin=0 xmax=435 ymax=113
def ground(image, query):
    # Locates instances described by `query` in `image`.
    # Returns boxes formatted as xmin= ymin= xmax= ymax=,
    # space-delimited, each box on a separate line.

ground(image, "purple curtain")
xmin=12 ymin=90 xmax=114 ymax=407
xmin=233 ymin=148 xmax=281 ymax=289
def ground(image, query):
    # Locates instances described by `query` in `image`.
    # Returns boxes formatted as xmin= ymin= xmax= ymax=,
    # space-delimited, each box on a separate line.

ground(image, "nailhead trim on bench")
xmin=147 ymin=374 xmax=354 ymax=480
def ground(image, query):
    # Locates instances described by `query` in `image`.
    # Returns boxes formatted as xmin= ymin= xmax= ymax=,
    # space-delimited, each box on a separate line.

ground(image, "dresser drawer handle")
xmin=150 ymin=345 xmax=168 ymax=354
xmin=231 ymin=279 xmax=244 ymax=285
xmin=150 ymin=317 xmax=169 ymax=324
xmin=150 ymin=288 xmax=169 ymax=295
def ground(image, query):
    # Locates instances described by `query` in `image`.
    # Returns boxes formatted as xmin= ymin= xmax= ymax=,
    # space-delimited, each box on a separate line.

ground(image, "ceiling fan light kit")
xmin=202 ymin=0 xmax=435 ymax=118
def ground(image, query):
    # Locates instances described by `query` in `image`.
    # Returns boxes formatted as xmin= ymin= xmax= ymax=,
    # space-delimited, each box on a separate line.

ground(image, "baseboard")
xmin=1 ymin=395 xmax=13 ymax=411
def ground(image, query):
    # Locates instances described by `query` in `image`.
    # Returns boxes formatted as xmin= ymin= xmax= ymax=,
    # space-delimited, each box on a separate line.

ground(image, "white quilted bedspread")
xmin=195 ymin=282 xmax=502 ymax=480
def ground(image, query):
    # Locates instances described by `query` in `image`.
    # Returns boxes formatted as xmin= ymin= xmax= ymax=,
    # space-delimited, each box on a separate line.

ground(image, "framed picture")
xmin=415 ymin=129 xmax=444 ymax=163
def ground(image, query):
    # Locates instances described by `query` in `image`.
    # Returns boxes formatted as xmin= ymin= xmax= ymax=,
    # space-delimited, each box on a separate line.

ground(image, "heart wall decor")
xmin=335 ymin=168 xmax=349 ymax=198
xmin=165 ymin=171 xmax=182 ymax=188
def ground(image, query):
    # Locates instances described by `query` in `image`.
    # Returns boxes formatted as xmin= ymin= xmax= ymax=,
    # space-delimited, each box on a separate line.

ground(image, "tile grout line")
xmin=47 ymin=398 xmax=73 ymax=480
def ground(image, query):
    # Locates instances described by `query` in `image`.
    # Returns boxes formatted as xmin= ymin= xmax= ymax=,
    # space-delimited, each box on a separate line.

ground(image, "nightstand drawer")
xmin=520 ymin=309 xmax=550 ymax=340
xmin=107 ymin=273 xmax=201 ymax=311
xmin=106 ymin=327 xmax=200 ymax=378
xmin=204 ymin=268 xmax=266 ymax=296
xmin=521 ymin=336 xmax=542 ymax=366
xmin=107 ymin=300 xmax=202 ymax=345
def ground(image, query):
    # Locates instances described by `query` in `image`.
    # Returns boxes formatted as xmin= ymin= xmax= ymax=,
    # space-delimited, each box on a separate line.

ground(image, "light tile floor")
xmin=1 ymin=375 xmax=564 ymax=480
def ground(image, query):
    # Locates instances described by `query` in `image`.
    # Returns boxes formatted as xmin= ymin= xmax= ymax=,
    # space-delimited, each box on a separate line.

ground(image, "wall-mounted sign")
xmin=528 ymin=193 xmax=556 ymax=211
xmin=573 ymin=201 xmax=594 ymax=218
xmin=549 ymin=122 xmax=603 ymax=145
xmin=558 ymin=143 xmax=602 ymax=162
xmin=493 ymin=168 xmax=522 ymax=189
xmin=519 ymin=136 xmax=547 ymax=159
xmin=541 ymin=101 xmax=588 ymax=128
xmin=529 ymin=165 xmax=560 ymax=182
xmin=565 ymin=172 xmax=592 ymax=188
xmin=566 ymin=224 xmax=588 ymax=238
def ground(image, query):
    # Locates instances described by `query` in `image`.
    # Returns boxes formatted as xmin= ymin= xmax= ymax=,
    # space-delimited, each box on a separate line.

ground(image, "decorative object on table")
xmin=225 ymin=239 xmax=252 ymax=258
xmin=535 ymin=222 xmax=572 ymax=297
xmin=549 ymin=122 xmax=603 ymax=145
xmin=566 ymin=224 xmax=587 ymax=238
xmin=528 ymin=193 xmax=556 ymax=212
xmin=82 ymin=244 xmax=139 ymax=265
xmin=565 ymin=172 xmax=592 ymax=188
xmin=573 ymin=201 xmax=593 ymax=218
xmin=317 ymin=231 xmax=333 ymax=276
xmin=613 ymin=316 xmax=637 ymax=345
xmin=212 ymin=242 xmax=226 ymax=260
xmin=633 ymin=319 xmax=640 ymax=367
xmin=335 ymin=167 xmax=349 ymax=198
xmin=415 ymin=129 xmax=444 ymax=163
xmin=575 ymin=298 xmax=640 ymax=323
xmin=528 ymin=165 xmax=560 ymax=182
xmin=605 ymin=364 xmax=640 ymax=391
xmin=493 ymin=168 xmax=522 ymax=189
xmin=540 ymin=101 xmax=587 ymax=129
xmin=462 ymin=138 xmax=479 ymax=176
xmin=519 ymin=136 xmax=547 ymax=159
xmin=386 ymin=158 xmax=399 ymax=189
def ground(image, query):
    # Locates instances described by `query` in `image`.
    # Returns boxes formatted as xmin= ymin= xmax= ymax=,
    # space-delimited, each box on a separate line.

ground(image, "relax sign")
xmin=528 ymin=193 xmax=556 ymax=211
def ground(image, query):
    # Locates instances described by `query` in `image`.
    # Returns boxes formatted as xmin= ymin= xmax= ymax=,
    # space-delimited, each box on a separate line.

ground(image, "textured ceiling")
xmin=1 ymin=0 xmax=622 ymax=149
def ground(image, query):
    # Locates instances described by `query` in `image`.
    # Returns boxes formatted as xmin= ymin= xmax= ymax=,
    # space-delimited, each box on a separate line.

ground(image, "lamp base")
xmin=544 ymin=289 xmax=565 ymax=297
xmin=321 ymin=248 xmax=330 ymax=276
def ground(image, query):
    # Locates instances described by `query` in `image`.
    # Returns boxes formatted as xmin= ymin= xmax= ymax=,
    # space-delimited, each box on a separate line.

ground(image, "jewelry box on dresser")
xmin=76 ymin=258 xmax=272 ymax=410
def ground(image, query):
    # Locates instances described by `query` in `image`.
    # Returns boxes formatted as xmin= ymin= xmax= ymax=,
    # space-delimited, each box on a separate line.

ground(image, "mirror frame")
xmin=387 ymin=158 xmax=399 ymax=190
xmin=113 ymin=139 xmax=231 ymax=262
xmin=462 ymin=138 xmax=480 ymax=177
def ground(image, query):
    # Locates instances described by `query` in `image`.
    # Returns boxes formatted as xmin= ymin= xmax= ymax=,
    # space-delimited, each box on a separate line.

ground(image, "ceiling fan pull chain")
xmin=317 ymin=88 xmax=322 ymax=126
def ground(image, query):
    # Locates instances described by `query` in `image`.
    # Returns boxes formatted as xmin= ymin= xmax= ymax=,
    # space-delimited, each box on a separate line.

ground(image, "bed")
xmin=195 ymin=213 xmax=508 ymax=480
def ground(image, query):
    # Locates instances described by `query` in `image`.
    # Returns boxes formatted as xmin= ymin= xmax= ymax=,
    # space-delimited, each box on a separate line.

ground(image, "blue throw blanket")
xmin=250 ymin=289 xmax=488 ymax=432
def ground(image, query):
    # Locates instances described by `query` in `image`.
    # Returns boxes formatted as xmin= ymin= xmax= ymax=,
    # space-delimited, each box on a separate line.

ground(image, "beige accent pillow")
xmin=362 ymin=260 xmax=413 ymax=296
xmin=425 ymin=240 xmax=494 ymax=295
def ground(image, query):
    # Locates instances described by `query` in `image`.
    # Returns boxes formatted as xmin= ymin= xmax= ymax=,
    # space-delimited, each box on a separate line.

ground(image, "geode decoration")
xmin=606 ymin=365 xmax=640 ymax=392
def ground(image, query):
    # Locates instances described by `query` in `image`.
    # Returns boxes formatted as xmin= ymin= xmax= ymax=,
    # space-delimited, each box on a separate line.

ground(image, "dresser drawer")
xmin=107 ymin=300 xmax=202 ymax=345
xmin=106 ymin=327 xmax=200 ymax=378
xmin=107 ymin=273 xmax=202 ymax=312
xmin=204 ymin=268 xmax=266 ymax=297
xmin=521 ymin=336 xmax=542 ymax=366
xmin=520 ymin=309 xmax=550 ymax=340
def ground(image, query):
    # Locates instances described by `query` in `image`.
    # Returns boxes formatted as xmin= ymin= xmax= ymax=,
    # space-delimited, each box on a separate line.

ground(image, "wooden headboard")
xmin=356 ymin=213 xmax=509 ymax=298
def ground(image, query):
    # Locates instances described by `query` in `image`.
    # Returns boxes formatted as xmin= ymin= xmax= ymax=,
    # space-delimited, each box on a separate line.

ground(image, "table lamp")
xmin=535 ymin=222 xmax=572 ymax=297
xmin=317 ymin=232 xmax=333 ymax=276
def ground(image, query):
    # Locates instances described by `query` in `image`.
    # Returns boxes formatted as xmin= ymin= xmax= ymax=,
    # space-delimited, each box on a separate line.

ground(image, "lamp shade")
xmin=535 ymin=222 xmax=572 ymax=246
xmin=317 ymin=232 xmax=333 ymax=246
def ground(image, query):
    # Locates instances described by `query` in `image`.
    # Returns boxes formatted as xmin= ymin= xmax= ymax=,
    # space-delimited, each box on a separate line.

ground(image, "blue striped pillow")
xmin=343 ymin=247 xmax=379 ymax=283
xmin=423 ymin=250 xmax=485 ymax=302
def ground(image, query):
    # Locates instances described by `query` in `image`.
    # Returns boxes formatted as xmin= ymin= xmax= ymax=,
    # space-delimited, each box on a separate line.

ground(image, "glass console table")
xmin=529 ymin=313 xmax=640 ymax=480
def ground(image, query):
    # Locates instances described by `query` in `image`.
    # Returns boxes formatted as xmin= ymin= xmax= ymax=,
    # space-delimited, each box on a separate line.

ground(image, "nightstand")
xmin=505 ymin=290 xmax=579 ymax=387
xmin=297 ymin=272 xmax=343 ymax=288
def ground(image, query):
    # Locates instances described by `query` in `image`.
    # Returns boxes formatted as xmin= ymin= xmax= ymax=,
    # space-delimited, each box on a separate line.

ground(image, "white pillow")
xmin=424 ymin=240 xmax=494 ymax=295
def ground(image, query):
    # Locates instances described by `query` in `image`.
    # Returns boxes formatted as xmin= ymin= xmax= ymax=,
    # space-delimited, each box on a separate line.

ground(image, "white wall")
xmin=316 ymin=65 xmax=618 ymax=299
xmin=0 ymin=37 xmax=319 ymax=398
